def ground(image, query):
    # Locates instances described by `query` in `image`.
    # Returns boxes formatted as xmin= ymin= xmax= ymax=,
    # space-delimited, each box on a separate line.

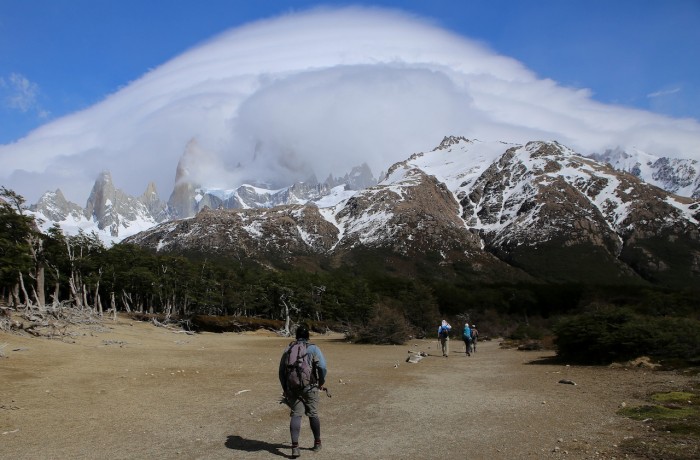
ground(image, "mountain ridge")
xmin=26 ymin=136 xmax=700 ymax=289
xmin=118 ymin=137 xmax=699 ymax=288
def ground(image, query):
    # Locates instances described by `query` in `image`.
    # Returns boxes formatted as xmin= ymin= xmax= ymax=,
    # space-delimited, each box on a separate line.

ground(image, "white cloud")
xmin=647 ymin=87 xmax=681 ymax=98
xmin=1 ymin=73 xmax=48 ymax=118
xmin=1 ymin=6 xmax=699 ymax=205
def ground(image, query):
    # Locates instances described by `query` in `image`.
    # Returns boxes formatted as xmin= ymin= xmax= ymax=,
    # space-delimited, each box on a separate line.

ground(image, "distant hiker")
xmin=471 ymin=324 xmax=479 ymax=352
xmin=462 ymin=322 xmax=472 ymax=356
xmin=437 ymin=320 xmax=452 ymax=357
xmin=279 ymin=324 xmax=328 ymax=458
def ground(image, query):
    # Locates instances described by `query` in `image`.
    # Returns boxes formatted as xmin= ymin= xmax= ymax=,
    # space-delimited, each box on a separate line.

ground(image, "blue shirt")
xmin=437 ymin=324 xmax=452 ymax=336
xmin=463 ymin=326 xmax=472 ymax=340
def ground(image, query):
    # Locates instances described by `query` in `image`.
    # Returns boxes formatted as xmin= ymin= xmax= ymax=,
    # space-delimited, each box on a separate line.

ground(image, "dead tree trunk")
xmin=34 ymin=264 xmax=45 ymax=309
xmin=10 ymin=284 xmax=20 ymax=307
xmin=65 ymin=238 xmax=83 ymax=309
xmin=283 ymin=298 xmax=291 ymax=336
xmin=280 ymin=294 xmax=298 ymax=337
xmin=110 ymin=291 xmax=117 ymax=321
xmin=94 ymin=276 xmax=102 ymax=316
xmin=68 ymin=273 xmax=83 ymax=309
xmin=82 ymin=284 xmax=89 ymax=311
xmin=18 ymin=271 xmax=31 ymax=310
xmin=96 ymin=291 xmax=103 ymax=316
xmin=51 ymin=268 xmax=61 ymax=310
xmin=121 ymin=290 xmax=132 ymax=313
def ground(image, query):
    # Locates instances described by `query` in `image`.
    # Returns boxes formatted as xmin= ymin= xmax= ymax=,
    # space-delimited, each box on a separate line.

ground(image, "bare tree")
xmin=280 ymin=290 xmax=300 ymax=337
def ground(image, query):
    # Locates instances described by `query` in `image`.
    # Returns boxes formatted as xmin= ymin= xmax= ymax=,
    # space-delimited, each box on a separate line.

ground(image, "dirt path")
xmin=1 ymin=317 xmax=695 ymax=459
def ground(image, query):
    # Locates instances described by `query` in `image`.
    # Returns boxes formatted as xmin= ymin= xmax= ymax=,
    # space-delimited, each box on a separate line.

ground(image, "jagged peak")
xmin=433 ymin=135 xmax=471 ymax=151
xmin=173 ymin=138 xmax=206 ymax=186
xmin=142 ymin=182 xmax=159 ymax=197
xmin=95 ymin=170 xmax=113 ymax=184
xmin=38 ymin=188 xmax=66 ymax=201
xmin=33 ymin=188 xmax=80 ymax=210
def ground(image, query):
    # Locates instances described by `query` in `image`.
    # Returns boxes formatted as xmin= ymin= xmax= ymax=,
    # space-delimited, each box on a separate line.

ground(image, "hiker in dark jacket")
xmin=279 ymin=324 xmax=327 ymax=458
xmin=470 ymin=324 xmax=479 ymax=352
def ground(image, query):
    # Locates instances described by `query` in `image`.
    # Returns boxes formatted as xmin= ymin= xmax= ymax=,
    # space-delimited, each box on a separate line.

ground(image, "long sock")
xmin=309 ymin=416 xmax=321 ymax=442
xmin=290 ymin=415 xmax=302 ymax=444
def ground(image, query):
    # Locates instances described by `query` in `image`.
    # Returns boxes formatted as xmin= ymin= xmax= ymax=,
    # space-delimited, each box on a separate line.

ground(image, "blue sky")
xmin=1 ymin=0 xmax=699 ymax=145
xmin=2 ymin=1 xmax=700 ymax=205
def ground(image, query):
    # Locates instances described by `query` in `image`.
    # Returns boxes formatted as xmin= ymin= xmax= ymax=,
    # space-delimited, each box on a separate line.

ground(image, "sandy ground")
xmin=1 ymin=316 xmax=696 ymax=460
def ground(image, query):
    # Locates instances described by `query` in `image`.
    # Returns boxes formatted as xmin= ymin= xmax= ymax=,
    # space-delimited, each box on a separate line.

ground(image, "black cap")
xmin=295 ymin=324 xmax=310 ymax=340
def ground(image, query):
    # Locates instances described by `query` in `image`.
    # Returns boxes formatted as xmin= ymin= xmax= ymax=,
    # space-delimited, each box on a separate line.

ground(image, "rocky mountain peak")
xmin=84 ymin=170 xmax=156 ymax=237
xmin=433 ymin=135 xmax=471 ymax=151
xmin=84 ymin=171 xmax=116 ymax=220
xmin=344 ymin=163 xmax=376 ymax=190
xmin=589 ymin=147 xmax=700 ymax=199
xmin=30 ymin=189 xmax=83 ymax=223
xmin=168 ymin=140 xmax=203 ymax=219
xmin=140 ymin=182 xmax=169 ymax=223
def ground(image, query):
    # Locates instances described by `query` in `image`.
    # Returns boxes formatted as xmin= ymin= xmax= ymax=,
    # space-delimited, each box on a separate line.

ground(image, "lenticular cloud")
xmin=2 ymin=6 xmax=700 ymax=204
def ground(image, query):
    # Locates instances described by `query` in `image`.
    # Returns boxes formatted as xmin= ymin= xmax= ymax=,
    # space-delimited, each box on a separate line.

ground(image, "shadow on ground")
xmin=525 ymin=355 xmax=564 ymax=365
xmin=225 ymin=435 xmax=291 ymax=458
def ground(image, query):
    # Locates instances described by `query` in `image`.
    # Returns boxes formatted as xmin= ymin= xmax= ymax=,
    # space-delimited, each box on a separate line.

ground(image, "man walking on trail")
xmin=471 ymin=324 xmax=479 ymax=352
xmin=462 ymin=322 xmax=472 ymax=356
xmin=279 ymin=324 xmax=328 ymax=458
xmin=437 ymin=320 xmax=452 ymax=357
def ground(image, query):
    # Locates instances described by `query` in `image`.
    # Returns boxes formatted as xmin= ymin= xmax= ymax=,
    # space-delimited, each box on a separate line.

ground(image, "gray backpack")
xmin=285 ymin=341 xmax=313 ymax=392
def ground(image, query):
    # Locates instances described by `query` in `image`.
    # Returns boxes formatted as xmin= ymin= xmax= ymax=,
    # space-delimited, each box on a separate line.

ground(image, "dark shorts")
xmin=289 ymin=387 xmax=320 ymax=417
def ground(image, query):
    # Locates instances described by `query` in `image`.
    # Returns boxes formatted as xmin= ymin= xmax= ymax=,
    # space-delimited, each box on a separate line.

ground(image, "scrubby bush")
xmin=351 ymin=305 xmax=413 ymax=345
xmin=554 ymin=307 xmax=700 ymax=365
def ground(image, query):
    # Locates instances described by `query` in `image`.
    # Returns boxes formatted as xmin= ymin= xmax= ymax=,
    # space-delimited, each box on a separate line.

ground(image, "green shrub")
xmin=509 ymin=323 xmax=545 ymax=340
xmin=554 ymin=307 xmax=700 ymax=364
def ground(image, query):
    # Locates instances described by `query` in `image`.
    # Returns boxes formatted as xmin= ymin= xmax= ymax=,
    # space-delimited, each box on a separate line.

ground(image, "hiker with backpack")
xmin=437 ymin=320 xmax=452 ymax=357
xmin=462 ymin=322 xmax=472 ymax=356
xmin=471 ymin=324 xmax=479 ymax=352
xmin=279 ymin=324 xmax=328 ymax=458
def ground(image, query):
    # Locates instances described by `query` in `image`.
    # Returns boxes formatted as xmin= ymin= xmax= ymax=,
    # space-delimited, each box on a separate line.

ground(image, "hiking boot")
xmin=291 ymin=446 xmax=301 ymax=458
xmin=312 ymin=441 xmax=322 ymax=452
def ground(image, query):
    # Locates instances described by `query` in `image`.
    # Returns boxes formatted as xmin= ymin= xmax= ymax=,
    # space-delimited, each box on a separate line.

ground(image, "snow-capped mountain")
xmin=29 ymin=172 xmax=162 ymax=245
xmin=28 ymin=154 xmax=373 ymax=246
xmin=124 ymin=137 xmax=700 ymax=288
xmin=25 ymin=135 xmax=700 ymax=288
xmin=589 ymin=147 xmax=700 ymax=198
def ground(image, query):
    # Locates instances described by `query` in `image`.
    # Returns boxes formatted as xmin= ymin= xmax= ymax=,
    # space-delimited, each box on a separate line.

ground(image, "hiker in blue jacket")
xmin=279 ymin=324 xmax=327 ymax=458
xmin=462 ymin=322 xmax=472 ymax=356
